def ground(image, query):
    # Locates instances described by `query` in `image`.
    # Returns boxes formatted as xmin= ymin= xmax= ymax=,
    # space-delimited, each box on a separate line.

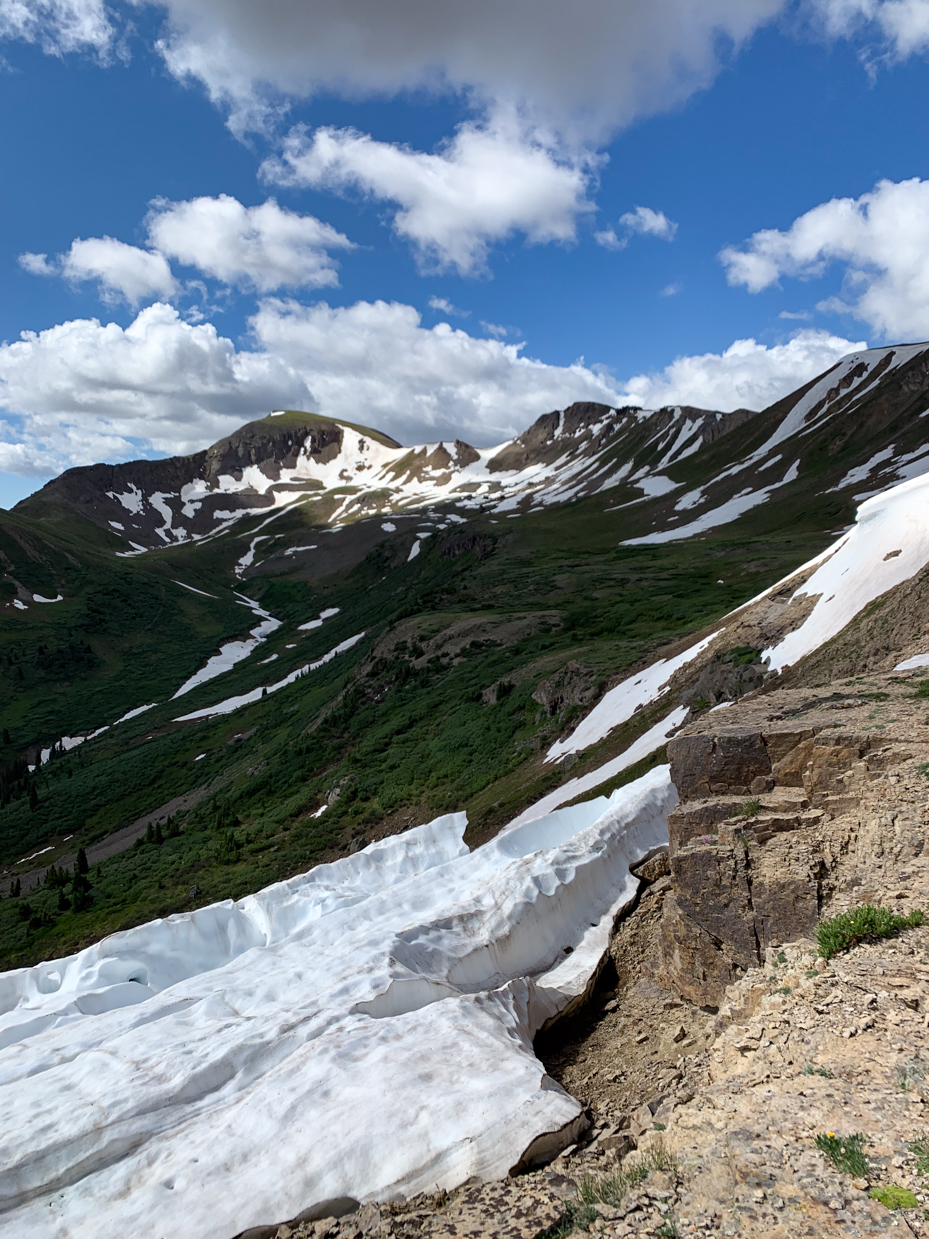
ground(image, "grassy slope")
xmin=0 ymin=476 xmax=836 ymax=967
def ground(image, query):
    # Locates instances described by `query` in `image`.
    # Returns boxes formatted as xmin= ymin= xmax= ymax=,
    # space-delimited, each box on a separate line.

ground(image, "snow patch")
xmin=0 ymin=769 xmax=674 ymax=1239
xmin=175 ymin=632 xmax=366 ymax=720
xmin=547 ymin=634 xmax=719 ymax=760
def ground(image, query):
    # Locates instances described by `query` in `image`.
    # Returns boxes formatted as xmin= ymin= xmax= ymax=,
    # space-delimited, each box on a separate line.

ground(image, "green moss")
xmin=870 ymin=1186 xmax=918 ymax=1210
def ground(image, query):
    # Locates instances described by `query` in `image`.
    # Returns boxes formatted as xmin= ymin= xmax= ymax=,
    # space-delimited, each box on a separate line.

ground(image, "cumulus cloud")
xmin=595 ymin=205 xmax=678 ymax=251
xmin=264 ymin=116 xmax=594 ymax=275
xmin=56 ymin=236 xmax=179 ymax=305
xmin=146 ymin=194 xmax=353 ymax=291
xmin=0 ymin=0 xmax=114 ymax=57
xmin=18 ymin=195 xmax=354 ymax=307
xmin=249 ymin=298 xmax=621 ymax=445
xmin=150 ymin=0 xmax=786 ymax=141
xmin=0 ymin=302 xmax=313 ymax=473
xmin=811 ymin=0 xmax=929 ymax=56
xmin=0 ymin=297 xmax=624 ymax=473
xmin=720 ymin=177 xmax=929 ymax=339
xmin=0 ymin=302 xmax=868 ymax=478
xmin=619 ymin=329 xmax=865 ymax=411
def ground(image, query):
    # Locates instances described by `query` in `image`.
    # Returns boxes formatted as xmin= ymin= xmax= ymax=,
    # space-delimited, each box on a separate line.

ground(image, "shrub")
xmin=817 ymin=905 xmax=925 ymax=960
xmin=870 ymin=1185 xmax=918 ymax=1210
xmin=739 ymin=799 xmax=762 ymax=818
xmin=803 ymin=1065 xmax=834 ymax=1079
xmin=815 ymin=1132 xmax=869 ymax=1177
xmin=908 ymin=1136 xmax=929 ymax=1176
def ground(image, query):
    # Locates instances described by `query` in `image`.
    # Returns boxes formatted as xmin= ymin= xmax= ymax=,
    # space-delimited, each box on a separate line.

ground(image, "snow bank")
xmin=763 ymin=471 xmax=929 ymax=671
xmin=172 ymin=595 xmax=281 ymax=699
xmin=0 ymin=768 xmax=675 ymax=1239
xmin=175 ymin=632 xmax=366 ymax=720
xmin=547 ymin=634 xmax=719 ymax=761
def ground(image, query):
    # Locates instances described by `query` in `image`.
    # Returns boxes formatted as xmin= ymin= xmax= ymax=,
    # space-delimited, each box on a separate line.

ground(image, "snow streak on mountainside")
xmin=0 ymin=775 xmax=673 ymax=1239
xmin=15 ymin=404 xmax=752 ymax=550
xmin=14 ymin=344 xmax=929 ymax=564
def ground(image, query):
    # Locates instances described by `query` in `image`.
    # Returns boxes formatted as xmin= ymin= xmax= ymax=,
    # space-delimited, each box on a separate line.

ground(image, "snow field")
xmin=0 ymin=768 xmax=675 ymax=1239
xmin=762 ymin=470 xmax=929 ymax=671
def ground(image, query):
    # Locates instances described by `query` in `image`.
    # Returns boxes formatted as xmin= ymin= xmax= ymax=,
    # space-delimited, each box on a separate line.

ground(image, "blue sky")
xmin=1 ymin=0 xmax=928 ymax=508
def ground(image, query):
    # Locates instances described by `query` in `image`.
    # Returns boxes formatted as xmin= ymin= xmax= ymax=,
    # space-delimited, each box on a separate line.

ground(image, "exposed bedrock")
xmin=654 ymin=700 xmax=923 ymax=1008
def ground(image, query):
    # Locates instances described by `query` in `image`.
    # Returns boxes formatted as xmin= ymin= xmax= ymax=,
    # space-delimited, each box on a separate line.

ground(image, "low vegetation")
xmin=816 ymin=905 xmax=925 ymax=960
xmin=814 ymin=1132 xmax=869 ymax=1177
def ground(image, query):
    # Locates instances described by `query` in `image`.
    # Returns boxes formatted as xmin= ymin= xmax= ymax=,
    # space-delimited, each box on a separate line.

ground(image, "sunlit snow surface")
xmin=762 ymin=471 xmax=929 ymax=671
xmin=0 ymin=769 xmax=674 ymax=1239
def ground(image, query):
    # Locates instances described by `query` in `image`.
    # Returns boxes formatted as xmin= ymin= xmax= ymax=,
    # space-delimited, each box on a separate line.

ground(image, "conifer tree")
xmin=76 ymin=847 xmax=88 ymax=875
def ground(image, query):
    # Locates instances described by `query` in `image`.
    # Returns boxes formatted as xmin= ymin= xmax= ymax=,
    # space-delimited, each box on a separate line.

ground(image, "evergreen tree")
xmin=154 ymin=822 xmax=164 ymax=846
xmin=2 ymin=728 xmax=9 ymax=745
xmin=76 ymin=847 xmax=88 ymax=875
xmin=145 ymin=823 xmax=155 ymax=845
xmin=28 ymin=782 xmax=38 ymax=810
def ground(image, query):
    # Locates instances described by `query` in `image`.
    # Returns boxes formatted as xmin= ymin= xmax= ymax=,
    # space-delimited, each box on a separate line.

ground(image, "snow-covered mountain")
xmin=17 ymin=403 xmax=752 ymax=550
xmin=16 ymin=343 xmax=929 ymax=561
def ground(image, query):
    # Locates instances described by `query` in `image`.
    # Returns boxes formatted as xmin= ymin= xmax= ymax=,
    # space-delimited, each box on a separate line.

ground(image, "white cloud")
xmin=660 ymin=282 xmax=682 ymax=297
xmin=0 ymin=302 xmax=870 ymax=479
xmin=595 ymin=205 xmax=677 ymax=251
xmin=619 ymin=329 xmax=866 ymax=411
xmin=146 ymin=194 xmax=353 ymax=292
xmin=249 ymin=298 xmax=622 ymax=445
xmin=428 ymin=296 xmax=469 ymax=317
xmin=619 ymin=205 xmax=678 ymax=240
xmin=811 ymin=0 xmax=929 ymax=56
xmin=263 ymin=115 xmax=594 ymax=276
xmin=59 ymin=236 xmax=179 ymax=305
xmin=0 ymin=297 xmax=623 ymax=473
xmin=18 ymin=252 xmax=55 ymax=276
xmin=0 ymin=0 xmax=113 ymax=57
xmin=481 ymin=321 xmax=508 ymax=338
xmin=720 ymin=177 xmax=929 ymax=339
xmin=151 ymin=0 xmax=786 ymax=141
xmin=0 ymin=302 xmax=313 ymax=473
xmin=20 ymin=237 xmax=178 ymax=306
xmin=18 ymin=196 xmax=354 ymax=309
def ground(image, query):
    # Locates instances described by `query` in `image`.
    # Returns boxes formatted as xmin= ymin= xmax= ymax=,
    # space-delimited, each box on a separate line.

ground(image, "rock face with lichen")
xmin=651 ymin=678 xmax=929 ymax=1008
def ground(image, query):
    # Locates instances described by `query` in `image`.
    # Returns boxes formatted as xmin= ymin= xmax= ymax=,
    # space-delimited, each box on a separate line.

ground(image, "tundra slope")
xmin=6 ymin=348 xmax=929 ymax=1234
xmin=1 ymin=344 xmax=929 ymax=967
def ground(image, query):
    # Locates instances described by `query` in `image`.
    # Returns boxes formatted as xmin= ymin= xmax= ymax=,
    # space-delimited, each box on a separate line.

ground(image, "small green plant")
xmin=776 ymin=950 xmax=787 ymax=964
xmin=690 ymin=696 xmax=710 ymax=712
xmin=898 ymin=1060 xmax=927 ymax=1092
xmin=914 ymin=680 xmax=929 ymax=699
xmin=775 ymin=985 xmax=792 ymax=995
xmin=816 ymin=905 xmax=925 ymax=960
xmin=870 ymin=1185 xmax=918 ymax=1210
xmin=814 ymin=1132 xmax=869 ymax=1177
xmin=803 ymin=1065 xmax=834 ymax=1079
xmin=656 ymin=1224 xmax=679 ymax=1238
xmin=653 ymin=1121 xmax=667 ymax=1131
xmin=918 ymin=762 xmax=929 ymax=777
xmin=908 ymin=1136 xmax=929 ymax=1175
xmin=739 ymin=799 xmax=762 ymax=818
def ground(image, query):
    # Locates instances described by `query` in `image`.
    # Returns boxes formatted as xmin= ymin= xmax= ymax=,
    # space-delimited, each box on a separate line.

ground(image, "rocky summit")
xmin=4 ymin=344 xmax=929 ymax=1239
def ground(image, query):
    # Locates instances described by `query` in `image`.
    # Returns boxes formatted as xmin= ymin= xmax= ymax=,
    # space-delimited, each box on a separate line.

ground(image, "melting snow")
xmin=12 ymin=600 xmax=26 ymax=610
xmin=175 ymin=632 xmax=366 ymax=720
xmin=895 ymin=652 xmax=929 ymax=671
xmin=172 ymin=581 xmax=218 ymax=599
xmin=547 ymin=633 xmax=719 ymax=760
xmin=0 ymin=769 xmax=674 ymax=1239
xmin=298 ymin=607 xmax=340 ymax=632
xmin=511 ymin=711 xmax=688 ymax=827
xmin=763 ymin=471 xmax=929 ymax=671
xmin=172 ymin=596 xmax=281 ymax=699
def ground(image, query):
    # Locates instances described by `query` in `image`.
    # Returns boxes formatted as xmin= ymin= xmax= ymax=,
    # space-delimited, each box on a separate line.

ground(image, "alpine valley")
xmin=3 ymin=341 xmax=929 ymax=966
xmin=5 ymin=342 xmax=929 ymax=1238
